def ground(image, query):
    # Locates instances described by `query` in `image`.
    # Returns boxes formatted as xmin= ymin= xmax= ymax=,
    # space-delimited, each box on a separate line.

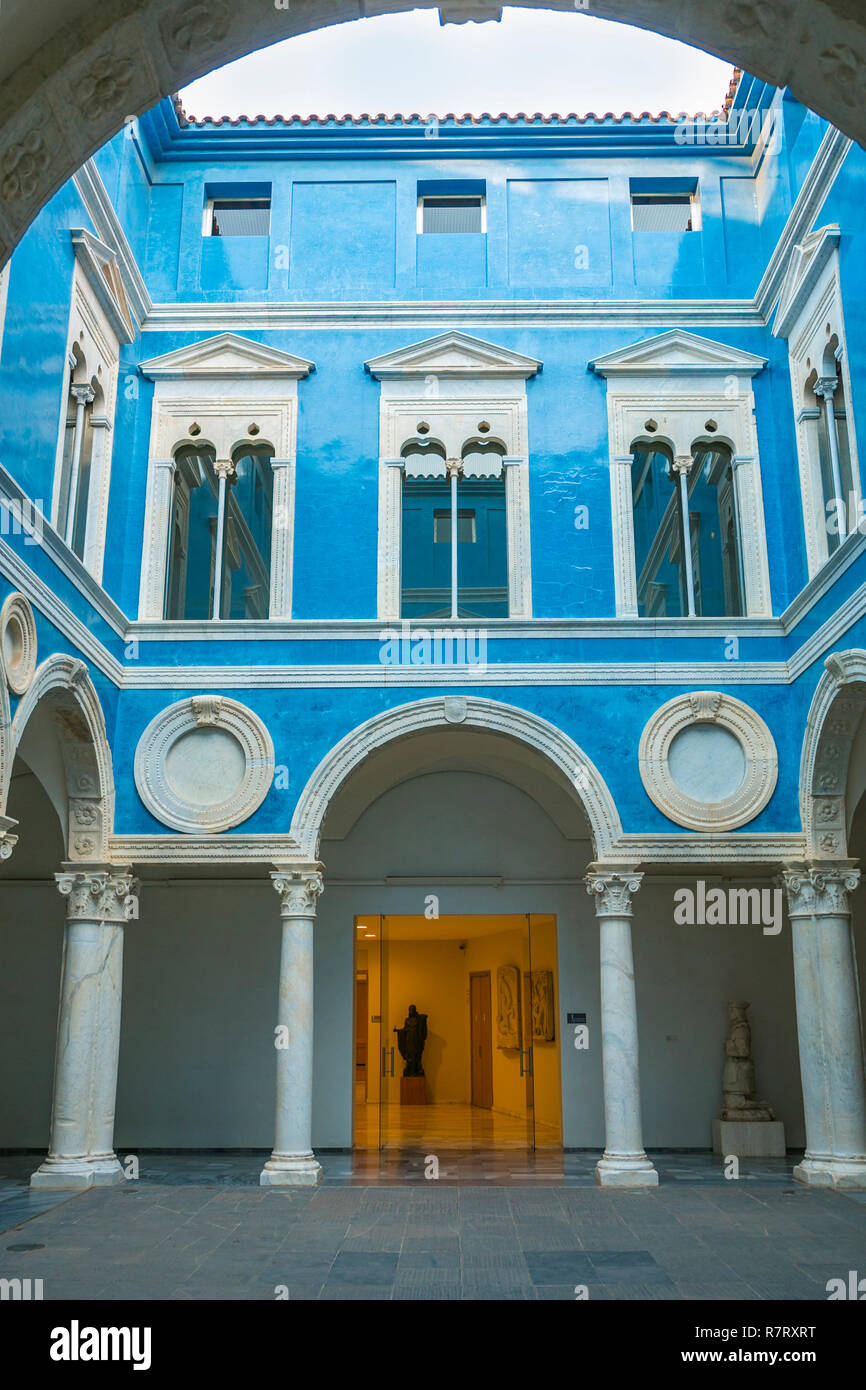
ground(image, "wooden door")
xmin=470 ymin=971 xmax=493 ymax=1109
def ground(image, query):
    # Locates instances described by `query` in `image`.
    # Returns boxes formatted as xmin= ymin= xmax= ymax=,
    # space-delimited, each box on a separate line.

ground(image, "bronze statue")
xmin=395 ymin=1004 xmax=427 ymax=1077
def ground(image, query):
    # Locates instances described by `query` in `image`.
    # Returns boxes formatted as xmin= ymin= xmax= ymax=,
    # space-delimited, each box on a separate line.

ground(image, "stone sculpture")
xmin=395 ymin=1004 xmax=427 ymax=1077
xmin=721 ymin=1000 xmax=776 ymax=1121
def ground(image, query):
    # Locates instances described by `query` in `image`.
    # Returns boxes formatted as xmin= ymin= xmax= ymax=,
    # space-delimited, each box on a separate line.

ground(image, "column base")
xmin=260 ymin=1152 xmax=322 ymax=1187
xmin=595 ymin=1153 xmax=659 ymax=1188
xmin=30 ymin=1154 xmax=125 ymax=1191
xmin=793 ymin=1154 xmax=866 ymax=1190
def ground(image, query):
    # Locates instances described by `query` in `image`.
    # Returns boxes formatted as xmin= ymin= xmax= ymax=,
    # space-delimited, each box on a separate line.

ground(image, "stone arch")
xmin=0 ymin=2 xmax=865 ymax=266
xmin=290 ymin=694 xmax=622 ymax=861
xmin=799 ymin=649 xmax=866 ymax=858
xmin=5 ymin=653 xmax=115 ymax=860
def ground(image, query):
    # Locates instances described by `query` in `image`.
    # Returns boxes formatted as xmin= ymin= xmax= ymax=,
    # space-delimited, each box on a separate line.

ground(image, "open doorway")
xmin=353 ymin=913 xmax=562 ymax=1151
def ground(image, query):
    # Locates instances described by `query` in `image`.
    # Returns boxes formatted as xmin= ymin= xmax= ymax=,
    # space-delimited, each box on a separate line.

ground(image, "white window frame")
xmin=50 ymin=231 xmax=133 ymax=581
xmin=772 ymin=225 xmax=860 ymax=577
xmin=137 ymin=333 xmax=314 ymax=621
xmin=416 ymin=194 xmax=487 ymax=235
xmin=365 ymin=331 xmax=540 ymax=622
xmin=590 ymin=329 xmax=771 ymax=619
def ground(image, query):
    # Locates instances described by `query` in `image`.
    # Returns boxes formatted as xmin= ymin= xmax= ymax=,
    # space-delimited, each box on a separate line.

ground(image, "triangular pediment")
xmin=140 ymin=332 xmax=315 ymax=380
xmin=772 ymin=224 xmax=841 ymax=339
xmin=71 ymin=229 xmax=135 ymax=343
xmin=365 ymin=330 xmax=542 ymax=380
xmin=590 ymin=329 xmax=767 ymax=378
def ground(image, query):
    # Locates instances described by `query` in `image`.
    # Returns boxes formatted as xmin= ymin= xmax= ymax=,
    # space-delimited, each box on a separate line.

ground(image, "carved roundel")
xmin=638 ymin=692 xmax=777 ymax=832
xmin=0 ymin=592 xmax=37 ymax=695
xmin=134 ymin=696 xmax=275 ymax=833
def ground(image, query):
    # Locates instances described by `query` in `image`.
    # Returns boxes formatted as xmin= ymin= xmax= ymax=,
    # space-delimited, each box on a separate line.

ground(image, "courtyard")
xmin=2 ymin=1153 xmax=865 ymax=1302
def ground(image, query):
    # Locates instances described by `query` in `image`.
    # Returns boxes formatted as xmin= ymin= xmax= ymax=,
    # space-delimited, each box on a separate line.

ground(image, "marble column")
xmin=586 ymin=867 xmax=658 ymax=1187
xmin=260 ymin=866 xmax=324 ymax=1187
xmin=781 ymin=863 xmax=866 ymax=1188
xmin=31 ymin=865 xmax=139 ymax=1190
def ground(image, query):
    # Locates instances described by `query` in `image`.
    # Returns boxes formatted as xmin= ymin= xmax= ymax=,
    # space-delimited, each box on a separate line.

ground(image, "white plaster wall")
xmin=0 ymin=767 xmax=812 ymax=1151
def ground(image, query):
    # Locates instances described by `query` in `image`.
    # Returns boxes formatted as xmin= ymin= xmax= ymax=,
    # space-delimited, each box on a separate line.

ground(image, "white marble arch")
xmin=289 ymin=694 xmax=622 ymax=862
xmin=5 ymin=652 xmax=115 ymax=860
xmin=799 ymin=648 xmax=866 ymax=860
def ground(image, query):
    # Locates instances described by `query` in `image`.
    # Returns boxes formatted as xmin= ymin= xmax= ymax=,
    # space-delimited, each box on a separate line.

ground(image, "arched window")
xmin=165 ymin=443 xmax=275 ymax=620
xmin=631 ymin=442 xmax=743 ymax=617
xmin=399 ymin=437 xmax=507 ymax=619
xmin=57 ymin=350 xmax=96 ymax=561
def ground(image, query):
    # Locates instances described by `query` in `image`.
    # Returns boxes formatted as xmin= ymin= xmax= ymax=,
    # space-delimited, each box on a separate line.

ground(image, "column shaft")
xmin=260 ymin=867 xmax=323 ymax=1187
xmin=783 ymin=864 xmax=866 ymax=1188
xmin=586 ymin=868 xmax=658 ymax=1187
xmin=31 ymin=866 xmax=137 ymax=1190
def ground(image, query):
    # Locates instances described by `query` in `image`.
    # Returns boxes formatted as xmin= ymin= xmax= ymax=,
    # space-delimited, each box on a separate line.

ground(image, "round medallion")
xmin=639 ymin=692 xmax=777 ymax=831
xmin=134 ymin=696 xmax=274 ymax=833
xmin=0 ymin=592 xmax=37 ymax=695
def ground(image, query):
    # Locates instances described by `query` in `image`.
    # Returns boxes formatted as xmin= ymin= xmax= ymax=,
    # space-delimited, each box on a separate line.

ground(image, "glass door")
xmin=352 ymin=914 xmax=383 ymax=1150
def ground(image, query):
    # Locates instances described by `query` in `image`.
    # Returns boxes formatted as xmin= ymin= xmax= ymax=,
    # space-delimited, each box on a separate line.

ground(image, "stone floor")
xmin=1 ymin=1151 xmax=865 ymax=1300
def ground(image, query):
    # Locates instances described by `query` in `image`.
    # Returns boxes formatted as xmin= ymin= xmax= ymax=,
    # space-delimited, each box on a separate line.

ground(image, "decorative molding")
xmin=0 ymin=591 xmax=37 ymax=695
xmin=585 ymin=867 xmax=643 ymax=917
xmin=780 ymin=862 xmax=860 ymax=918
xmin=109 ymin=829 xmax=809 ymax=867
xmin=7 ymin=653 xmax=115 ymax=859
xmin=55 ymin=865 xmax=139 ymax=923
xmin=133 ymin=695 xmax=275 ymax=834
xmin=72 ymin=160 xmax=151 ymax=326
xmin=289 ymin=695 xmax=623 ymax=861
xmin=589 ymin=328 xmax=767 ymax=378
xmin=799 ymin=648 xmax=866 ymax=858
xmin=271 ymin=865 xmax=324 ymax=917
xmin=142 ymin=299 xmax=765 ymax=335
xmin=139 ymin=332 xmax=314 ymax=381
xmin=70 ymin=229 xmax=135 ymax=345
xmin=365 ymin=330 xmax=541 ymax=381
xmin=638 ymin=690 xmax=778 ymax=832
xmin=772 ymin=224 xmax=842 ymax=341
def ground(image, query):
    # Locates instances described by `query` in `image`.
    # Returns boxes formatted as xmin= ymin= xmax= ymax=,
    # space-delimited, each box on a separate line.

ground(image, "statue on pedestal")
xmin=395 ymin=1004 xmax=427 ymax=1077
xmin=721 ymin=1000 xmax=776 ymax=1122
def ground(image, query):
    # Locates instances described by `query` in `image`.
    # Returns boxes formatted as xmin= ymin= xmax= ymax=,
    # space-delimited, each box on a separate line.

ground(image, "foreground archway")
xmin=0 ymin=1 xmax=864 ymax=263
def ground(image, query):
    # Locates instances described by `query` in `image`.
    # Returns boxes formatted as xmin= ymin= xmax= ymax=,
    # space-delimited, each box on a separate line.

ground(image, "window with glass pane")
xmin=420 ymin=197 xmax=484 ymax=234
xmin=399 ymin=437 xmax=508 ymax=619
xmin=164 ymin=445 xmax=273 ymax=620
xmin=220 ymin=448 xmax=273 ymax=618
xmin=210 ymin=200 xmax=271 ymax=237
xmin=632 ymin=445 xmax=743 ymax=617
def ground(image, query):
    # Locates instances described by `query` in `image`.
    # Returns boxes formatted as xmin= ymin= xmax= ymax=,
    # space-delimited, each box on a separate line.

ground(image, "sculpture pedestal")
xmin=712 ymin=1118 xmax=786 ymax=1157
xmin=400 ymin=1077 xmax=427 ymax=1105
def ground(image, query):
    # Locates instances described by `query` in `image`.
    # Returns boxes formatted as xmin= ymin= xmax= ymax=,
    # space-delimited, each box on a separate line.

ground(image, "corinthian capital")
xmin=779 ymin=863 xmax=860 ymax=919
xmin=585 ymin=866 xmax=643 ymax=918
xmin=55 ymin=865 xmax=140 ymax=923
xmin=271 ymin=865 xmax=324 ymax=918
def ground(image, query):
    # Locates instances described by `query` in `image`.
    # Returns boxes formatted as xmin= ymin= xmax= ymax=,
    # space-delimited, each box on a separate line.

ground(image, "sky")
xmin=180 ymin=10 xmax=735 ymax=120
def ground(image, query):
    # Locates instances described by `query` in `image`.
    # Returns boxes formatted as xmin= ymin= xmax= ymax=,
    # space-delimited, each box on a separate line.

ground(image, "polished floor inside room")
xmin=2 ymin=1152 xmax=865 ymax=1300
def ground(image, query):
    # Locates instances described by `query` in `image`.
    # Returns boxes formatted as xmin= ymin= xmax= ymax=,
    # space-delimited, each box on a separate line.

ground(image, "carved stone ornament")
xmin=531 ymin=970 xmax=555 ymax=1042
xmin=639 ymin=691 xmax=777 ymax=832
xmin=780 ymin=863 xmax=861 ymax=918
xmin=585 ymin=869 xmax=643 ymax=917
xmin=134 ymin=697 xmax=274 ymax=834
xmin=0 ymin=592 xmax=37 ymax=695
xmin=271 ymin=867 xmax=324 ymax=918
xmin=55 ymin=867 xmax=139 ymax=923
xmin=496 ymin=964 xmax=521 ymax=1049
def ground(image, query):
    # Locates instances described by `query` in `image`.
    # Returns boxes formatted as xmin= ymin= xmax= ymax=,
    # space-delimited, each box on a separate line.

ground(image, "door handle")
xmin=389 ymin=1047 xmax=395 ymax=1077
xmin=519 ymin=1048 xmax=533 ymax=1077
